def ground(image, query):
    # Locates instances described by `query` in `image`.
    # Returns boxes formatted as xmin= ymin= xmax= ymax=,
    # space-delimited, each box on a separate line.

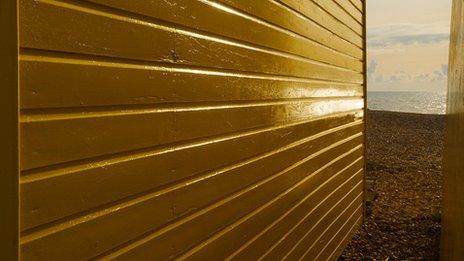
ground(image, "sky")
xmin=367 ymin=0 xmax=452 ymax=92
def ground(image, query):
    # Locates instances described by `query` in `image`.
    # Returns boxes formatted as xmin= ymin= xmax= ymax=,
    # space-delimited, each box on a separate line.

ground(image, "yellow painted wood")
xmin=285 ymin=190 xmax=363 ymax=260
xmin=20 ymin=99 xmax=364 ymax=170
xmin=441 ymin=0 xmax=464 ymax=259
xmin=74 ymin=0 xmax=362 ymax=71
xmin=82 ymin=0 xmax=364 ymax=60
xmin=187 ymin=154 xmax=364 ymax=260
xmin=20 ymin=0 xmax=363 ymax=84
xmin=0 ymin=0 xmax=19 ymax=259
xmin=18 ymin=0 xmax=367 ymax=259
xmin=303 ymin=202 xmax=363 ymax=260
xmin=100 ymin=139 xmax=364 ymax=260
xmin=21 ymin=130 xmax=363 ymax=260
xmin=278 ymin=0 xmax=363 ymax=48
xmin=312 ymin=0 xmax=363 ymax=35
xmin=20 ymin=53 xmax=363 ymax=109
xmin=21 ymin=115 xmax=362 ymax=230
xmin=328 ymin=212 xmax=363 ymax=260
xmin=219 ymin=0 xmax=363 ymax=59
xmin=315 ymin=210 xmax=363 ymax=261
xmin=335 ymin=0 xmax=363 ymax=25
xmin=261 ymin=178 xmax=363 ymax=260
xmin=349 ymin=0 xmax=363 ymax=12
xmin=230 ymin=158 xmax=364 ymax=260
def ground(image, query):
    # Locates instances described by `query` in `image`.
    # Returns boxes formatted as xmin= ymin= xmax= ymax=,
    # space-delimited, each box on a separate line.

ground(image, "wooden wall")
xmin=0 ymin=0 xmax=19 ymax=259
xmin=18 ymin=0 xmax=366 ymax=259
xmin=442 ymin=0 xmax=464 ymax=259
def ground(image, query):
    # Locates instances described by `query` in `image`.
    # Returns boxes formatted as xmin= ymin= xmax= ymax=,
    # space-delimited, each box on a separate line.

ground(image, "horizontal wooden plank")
xmin=20 ymin=52 xmax=363 ymax=109
xmin=21 ymin=115 xmax=362 ymax=230
xmin=335 ymin=0 xmax=363 ymax=24
xmin=20 ymin=134 xmax=363 ymax=260
xmin=327 ymin=211 xmax=363 ymax=260
xmin=19 ymin=0 xmax=363 ymax=84
xmin=18 ymin=0 xmax=366 ymax=258
xmin=180 ymin=153 xmax=364 ymax=259
xmin=348 ymin=0 xmax=363 ymax=12
xmin=100 ymin=138 xmax=363 ymax=260
xmin=312 ymin=0 xmax=363 ymax=34
xmin=278 ymin=0 xmax=363 ymax=47
xmin=20 ymin=99 xmax=364 ymax=170
xmin=283 ymin=189 xmax=363 ymax=260
xmin=217 ymin=0 xmax=363 ymax=59
xmin=302 ymin=202 xmax=363 ymax=260
xmin=74 ymin=0 xmax=362 ymax=71
xmin=251 ymin=173 xmax=363 ymax=260
xmin=228 ymin=158 xmax=364 ymax=260
xmin=314 ymin=206 xmax=363 ymax=260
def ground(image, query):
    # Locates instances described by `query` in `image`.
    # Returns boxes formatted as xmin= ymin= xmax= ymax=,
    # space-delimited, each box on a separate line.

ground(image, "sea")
xmin=368 ymin=91 xmax=447 ymax=115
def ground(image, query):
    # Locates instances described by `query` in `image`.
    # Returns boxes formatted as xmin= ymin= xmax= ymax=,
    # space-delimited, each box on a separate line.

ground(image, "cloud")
xmin=368 ymin=62 xmax=447 ymax=85
xmin=413 ymin=73 xmax=445 ymax=82
xmin=369 ymin=34 xmax=449 ymax=47
xmin=368 ymin=22 xmax=450 ymax=47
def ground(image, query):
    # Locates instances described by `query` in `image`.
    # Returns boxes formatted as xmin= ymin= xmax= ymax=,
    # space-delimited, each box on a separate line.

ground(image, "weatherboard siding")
xmin=18 ymin=0 xmax=366 ymax=259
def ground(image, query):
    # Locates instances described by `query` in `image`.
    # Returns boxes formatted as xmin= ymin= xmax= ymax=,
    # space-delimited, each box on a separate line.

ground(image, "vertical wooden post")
xmin=362 ymin=0 xmax=368 ymax=220
xmin=0 ymin=0 xmax=19 ymax=259
xmin=442 ymin=0 xmax=464 ymax=259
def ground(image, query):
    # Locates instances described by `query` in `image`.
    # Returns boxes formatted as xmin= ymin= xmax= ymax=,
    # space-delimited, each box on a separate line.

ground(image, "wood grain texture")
xmin=442 ymin=0 xmax=464 ymax=259
xmin=18 ymin=0 xmax=366 ymax=259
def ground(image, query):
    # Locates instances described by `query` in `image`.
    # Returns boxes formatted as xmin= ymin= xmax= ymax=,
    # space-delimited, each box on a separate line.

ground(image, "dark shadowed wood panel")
xmin=0 ymin=0 xmax=19 ymax=260
xmin=442 ymin=0 xmax=464 ymax=259
xmin=18 ymin=0 xmax=366 ymax=259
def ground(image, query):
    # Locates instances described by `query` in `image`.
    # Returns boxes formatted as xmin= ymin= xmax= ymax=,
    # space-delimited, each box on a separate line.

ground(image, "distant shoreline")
xmin=367 ymin=92 xmax=446 ymax=115
xmin=367 ymin=108 xmax=446 ymax=116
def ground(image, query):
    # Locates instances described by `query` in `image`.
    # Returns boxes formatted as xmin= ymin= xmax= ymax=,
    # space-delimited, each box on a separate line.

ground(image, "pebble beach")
xmin=341 ymin=110 xmax=445 ymax=260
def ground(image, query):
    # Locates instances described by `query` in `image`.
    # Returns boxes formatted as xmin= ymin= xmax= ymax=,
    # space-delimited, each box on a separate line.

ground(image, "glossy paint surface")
xmin=442 ymin=0 xmax=464 ymax=259
xmin=18 ymin=0 xmax=366 ymax=259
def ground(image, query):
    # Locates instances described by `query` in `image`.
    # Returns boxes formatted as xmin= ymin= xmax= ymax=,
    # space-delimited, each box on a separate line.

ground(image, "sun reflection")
xmin=285 ymin=98 xmax=364 ymax=121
